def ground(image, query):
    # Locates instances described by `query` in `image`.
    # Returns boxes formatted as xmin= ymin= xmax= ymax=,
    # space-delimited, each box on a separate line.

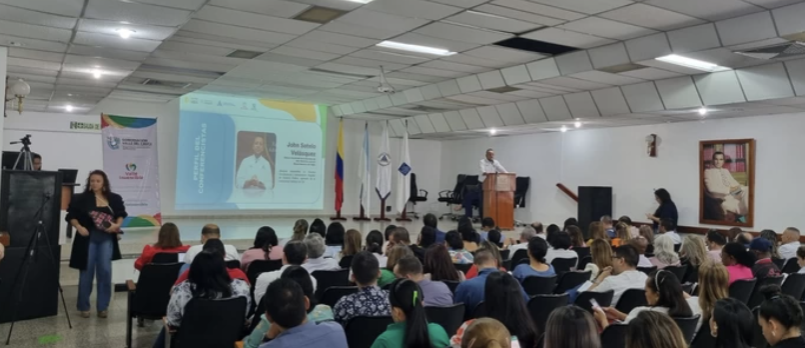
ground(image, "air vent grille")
xmin=294 ymin=6 xmax=347 ymax=24
xmin=735 ymin=41 xmax=805 ymax=60
xmin=141 ymin=78 xmax=193 ymax=89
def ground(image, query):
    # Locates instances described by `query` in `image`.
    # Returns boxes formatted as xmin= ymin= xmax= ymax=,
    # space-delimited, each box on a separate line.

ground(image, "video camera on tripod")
xmin=9 ymin=135 xmax=35 ymax=171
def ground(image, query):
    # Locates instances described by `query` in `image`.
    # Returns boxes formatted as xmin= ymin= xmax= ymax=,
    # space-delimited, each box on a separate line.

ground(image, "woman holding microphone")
xmin=67 ymin=170 xmax=127 ymax=318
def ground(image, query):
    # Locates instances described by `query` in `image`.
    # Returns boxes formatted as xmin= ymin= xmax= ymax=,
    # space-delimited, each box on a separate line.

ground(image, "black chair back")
xmin=615 ymin=289 xmax=647 ymax=314
xmin=511 ymin=249 xmax=529 ymax=269
xmin=690 ymin=320 xmax=716 ymax=348
xmin=681 ymin=283 xmax=694 ymax=295
xmin=577 ymin=255 xmax=592 ymax=270
xmin=674 ymin=244 xmax=681 ymax=252
xmin=748 ymin=276 xmax=784 ymax=308
xmin=550 ymin=257 xmax=577 ymax=274
xmin=574 ymin=247 xmax=591 ymax=261
xmin=152 ymin=252 xmax=179 ymax=264
xmin=345 ymin=316 xmax=394 ymax=348
xmin=683 ymin=265 xmax=699 ymax=284
xmin=500 ymin=249 xmax=510 ymax=260
xmin=131 ymin=263 xmax=183 ymax=318
xmin=225 ymin=260 xmax=241 ymax=269
xmin=173 ymin=297 xmax=247 ymax=348
xmin=425 ymin=304 xmax=465 ymax=336
xmin=672 ymin=315 xmax=700 ymax=344
xmin=729 ymin=278 xmax=758 ymax=304
xmin=554 ymin=271 xmax=591 ymax=294
xmin=600 ymin=324 xmax=627 ymax=348
xmin=663 ymin=264 xmax=688 ymax=282
xmin=522 ymin=275 xmax=558 ymax=296
xmin=246 ymin=259 xmax=283 ymax=285
xmin=312 ymin=269 xmax=350 ymax=300
xmin=471 ymin=301 xmax=486 ymax=319
xmin=782 ymin=273 xmax=805 ymax=300
xmin=637 ymin=266 xmax=657 ymax=275
xmin=782 ymin=258 xmax=801 ymax=274
xmin=527 ymin=294 xmax=569 ymax=333
xmin=773 ymin=257 xmax=786 ymax=270
xmin=443 ymin=280 xmax=460 ymax=295
xmin=320 ymin=286 xmax=358 ymax=308
xmin=574 ymin=290 xmax=614 ymax=314
xmin=454 ymin=263 xmax=472 ymax=274
xmin=339 ymin=255 xmax=354 ymax=269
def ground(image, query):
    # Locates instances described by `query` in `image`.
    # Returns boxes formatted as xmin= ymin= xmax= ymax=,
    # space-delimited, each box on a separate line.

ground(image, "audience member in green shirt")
xmin=379 ymin=246 xmax=414 ymax=287
xmin=370 ymin=278 xmax=450 ymax=348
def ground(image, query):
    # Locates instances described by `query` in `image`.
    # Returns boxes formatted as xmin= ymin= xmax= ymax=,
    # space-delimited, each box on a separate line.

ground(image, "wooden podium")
xmin=483 ymin=173 xmax=516 ymax=230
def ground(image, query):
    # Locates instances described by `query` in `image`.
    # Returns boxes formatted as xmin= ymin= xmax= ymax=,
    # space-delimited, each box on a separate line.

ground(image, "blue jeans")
xmin=77 ymin=230 xmax=114 ymax=312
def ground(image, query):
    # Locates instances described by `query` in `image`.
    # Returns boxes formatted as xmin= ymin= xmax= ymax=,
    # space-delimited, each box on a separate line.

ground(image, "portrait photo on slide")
xmin=235 ymin=131 xmax=276 ymax=190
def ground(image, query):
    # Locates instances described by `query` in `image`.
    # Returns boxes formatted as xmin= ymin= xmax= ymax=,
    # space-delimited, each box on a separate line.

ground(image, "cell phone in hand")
xmin=590 ymin=298 xmax=601 ymax=311
xmin=102 ymin=221 xmax=112 ymax=229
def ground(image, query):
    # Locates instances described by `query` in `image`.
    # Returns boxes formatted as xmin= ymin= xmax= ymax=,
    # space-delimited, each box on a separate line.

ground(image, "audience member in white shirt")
xmin=778 ymin=227 xmax=801 ymax=260
xmin=706 ymin=230 xmax=727 ymax=263
xmin=544 ymin=232 xmax=578 ymax=266
xmin=588 ymin=244 xmax=648 ymax=305
xmin=584 ymin=239 xmax=613 ymax=281
xmin=658 ymin=219 xmax=681 ymax=245
xmin=507 ymin=226 xmax=538 ymax=254
xmin=302 ymin=234 xmax=341 ymax=273
xmin=183 ymin=224 xmax=240 ymax=264
xmin=254 ymin=241 xmax=317 ymax=305
xmin=629 ymin=237 xmax=654 ymax=268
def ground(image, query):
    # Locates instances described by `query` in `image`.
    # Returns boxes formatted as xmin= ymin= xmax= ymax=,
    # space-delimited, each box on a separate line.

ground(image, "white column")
xmin=0 ymin=47 xmax=6 ymax=150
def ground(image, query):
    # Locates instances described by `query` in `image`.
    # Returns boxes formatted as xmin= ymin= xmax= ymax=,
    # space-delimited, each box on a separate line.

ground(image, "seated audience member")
xmin=458 ymin=318 xmax=512 ymax=348
xmin=736 ymin=232 xmax=753 ymax=247
xmin=706 ymin=230 xmax=727 ymax=263
xmin=532 ymin=222 xmax=547 ymax=240
xmin=798 ymin=246 xmax=805 ymax=274
xmin=594 ymin=269 xmax=697 ymax=329
xmin=452 ymin=272 xmax=538 ymax=348
xmin=721 ymin=242 xmax=755 ymax=285
xmin=183 ymin=224 xmax=239 ymax=263
xmin=650 ymin=234 xmax=680 ymax=269
xmin=175 ymin=239 xmax=248 ymax=286
xmin=423 ymin=213 xmax=446 ymax=244
xmin=618 ymin=216 xmax=641 ymax=239
xmin=545 ymin=224 xmax=561 ymax=246
xmin=241 ymin=226 xmax=283 ymax=271
xmin=339 ymin=229 xmax=362 ymax=269
xmin=383 ymin=224 xmax=397 ymax=251
xmin=625 ymin=311 xmax=688 ymax=348
xmin=389 ymin=227 xmax=426 ymax=262
xmin=380 ymin=245 xmax=413 ymax=287
xmin=155 ymin=251 xmax=250 ymax=348
xmin=680 ymin=235 xmax=708 ymax=268
xmin=255 ymin=241 xmax=316 ymax=305
xmin=394 ymin=256 xmax=453 ymax=307
xmin=417 ymin=226 xmax=438 ymax=250
xmin=727 ymin=227 xmax=743 ymax=243
xmin=588 ymin=245 xmax=648 ymax=305
xmin=302 ymin=234 xmax=340 ymax=272
xmin=696 ymin=261 xmax=729 ymax=327
xmin=760 ymin=229 xmax=782 ymax=259
xmin=371 ymin=279 xmax=450 ymax=348
xmin=480 ymin=217 xmax=503 ymax=244
xmin=779 ymin=227 xmax=801 ymax=260
xmin=465 ymin=240 xmax=505 ymax=279
xmin=629 ymin=237 xmax=654 ymax=268
xmin=544 ymin=306 xmax=602 ymax=348
xmin=585 ymin=239 xmax=613 ymax=280
xmin=507 ymin=226 xmax=537 ymax=253
xmin=454 ymin=250 xmax=527 ymax=311
xmin=324 ymin=222 xmax=345 ymax=258
xmin=365 ymin=230 xmax=388 ymax=268
xmin=567 ymin=225 xmax=587 ymax=248
xmin=309 ymin=218 xmax=326 ymax=238
xmin=658 ymin=218 xmax=681 ymax=245
xmin=289 ymin=219 xmax=308 ymax=242
xmin=260 ymin=279 xmax=347 ymax=348
xmin=245 ymin=266 xmax=333 ymax=348
xmin=334 ymin=251 xmax=391 ymax=324
xmin=638 ymin=225 xmax=655 ymax=254
xmin=134 ymin=222 xmax=189 ymax=270
xmin=710 ymin=298 xmax=754 ymax=348
xmin=487 ymin=229 xmax=504 ymax=248
xmin=611 ymin=222 xmax=633 ymax=247
xmin=513 ymin=237 xmax=556 ymax=282
xmin=563 ymin=217 xmax=579 ymax=232
xmin=750 ymin=238 xmax=782 ymax=279
xmin=423 ymin=244 xmax=465 ymax=282
xmin=601 ymin=215 xmax=616 ymax=238
xmin=446 ymin=231 xmax=474 ymax=264
xmin=458 ymin=217 xmax=480 ymax=252
xmin=757 ymin=285 xmax=805 ymax=348
xmin=587 ymin=221 xmax=609 ymax=245
xmin=545 ymin=232 xmax=578 ymax=265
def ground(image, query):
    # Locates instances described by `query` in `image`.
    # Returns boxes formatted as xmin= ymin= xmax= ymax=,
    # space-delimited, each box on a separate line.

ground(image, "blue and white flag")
xmin=395 ymin=121 xmax=411 ymax=214
xmin=358 ymin=122 xmax=371 ymax=212
xmin=375 ymin=121 xmax=392 ymax=201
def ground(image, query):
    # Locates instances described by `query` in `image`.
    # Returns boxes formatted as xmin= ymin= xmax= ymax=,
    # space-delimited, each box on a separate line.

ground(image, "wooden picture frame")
xmin=699 ymin=139 xmax=755 ymax=227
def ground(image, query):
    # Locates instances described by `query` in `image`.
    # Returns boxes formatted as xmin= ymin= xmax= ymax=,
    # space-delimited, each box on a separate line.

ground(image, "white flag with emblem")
xmin=358 ymin=122 xmax=371 ymax=212
xmin=375 ymin=121 xmax=392 ymax=201
xmin=395 ymin=121 xmax=411 ymax=214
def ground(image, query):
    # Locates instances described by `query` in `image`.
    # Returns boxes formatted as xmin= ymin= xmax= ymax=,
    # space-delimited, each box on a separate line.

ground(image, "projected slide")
xmin=175 ymin=92 xmax=327 ymax=210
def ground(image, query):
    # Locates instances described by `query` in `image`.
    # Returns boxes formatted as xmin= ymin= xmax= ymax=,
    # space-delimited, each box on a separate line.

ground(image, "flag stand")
xmin=373 ymin=199 xmax=391 ymax=221
xmin=395 ymin=205 xmax=412 ymax=222
xmin=330 ymin=211 xmax=346 ymax=221
xmin=354 ymin=206 xmax=371 ymax=221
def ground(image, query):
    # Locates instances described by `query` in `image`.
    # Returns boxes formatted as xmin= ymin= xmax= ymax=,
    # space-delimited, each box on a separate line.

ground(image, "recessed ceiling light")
xmin=574 ymin=120 xmax=582 ymax=128
xmin=117 ymin=28 xmax=135 ymax=39
xmin=698 ymin=107 xmax=708 ymax=116
xmin=560 ymin=125 xmax=568 ymax=133
xmin=655 ymin=54 xmax=730 ymax=72
xmin=376 ymin=41 xmax=456 ymax=56
xmin=65 ymin=105 xmax=74 ymax=112
xmin=92 ymin=70 xmax=102 ymax=79
xmin=489 ymin=128 xmax=497 ymax=135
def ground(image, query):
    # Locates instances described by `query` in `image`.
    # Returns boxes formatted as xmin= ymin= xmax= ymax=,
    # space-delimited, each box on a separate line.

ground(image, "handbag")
xmin=89 ymin=207 xmax=114 ymax=231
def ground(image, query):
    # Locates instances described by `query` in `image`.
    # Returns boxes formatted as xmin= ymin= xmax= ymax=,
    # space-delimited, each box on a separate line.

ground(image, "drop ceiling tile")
xmin=773 ymin=2 xmax=805 ymax=37
xmin=285 ymin=38 xmax=361 ymax=55
xmin=529 ymin=0 xmax=634 ymax=14
xmin=318 ymin=21 xmax=406 ymax=40
xmin=428 ymin=113 xmax=451 ymax=132
xmin=515 ymin=99 xmax=548 ymax=123
xmin=300 ymin=30 xmax=380 ymax=48
xmin=508 ymin=89 xmax=554 ymax=99
xmin=570 ymin=71 xmax=645 ymax=86
xmin=540 ymin=76 xmax=612 ymax=90
xmin=0 ymin=34 xmax=68 ymax=53
xmin=401 ymin=66 xmax=466 ymax=78
xmin=349 ymin=50 xmax=430 ymax=65
xmin=477 ymin=71 xmax=506 ymax=90
xmin=0 ymin=4 xmax=77 ymax=29
xmin=337 ymin=9 xmax=431 ymax=32
xmin=588 ymin=43 xmax=630 ymax=69
xmin=558 ymin=17 xmax=658 ymax=41
xmin=209 ymin=0 xmax=309 ymax=17
xmin=621 ymin=82 xmax=665 ymax=112
xmin=182 ymin=20 xmax=297 ymax=45
xmin=693 ymin=71 xmax=747 ymax=106
xmin=520 ymin=28 xmax=617 ymax=49
xmin=171 ymin=31 xmax=276 ymax=51
xmin=473 ymin=4 xmax=564 ymax=26
xmin=441 ymin=54 xmax=514 ymax=68
xmin=80 ymin=20 xmax=177 ymax=41
xmin=159 ymin=41 xmax=236 ymax=56
xmin=495 ymin=103 xmax=526 ymax=126
xmin=85 ymin=0 xmax=192 ymax=26
xmin=464 ymin=46 xmax=546 ymax=65
xmin=443 ymin=110 xmax=468 ymax=130
xmin=419 ymin=60 xmax=491 ymax=74
xmin=375 ymin=95 xmax=394 ymax=109
xmin=459 ymin=108 xmax=486 ymax=129
xmin=644 ymin=0 xmax=765 ymax=21
xmin=736 ymin=63 xmax=795 ymax=101
xmin=333 ymin=56 xmax=408 ymax=71
xmin=8 ymin=48 xmax=64 ymax=62
xmin=625 ymin=33 xmax=672 ymax=62
xmin=7 ymin=57 xmax=61 ymax=71
xmin=655 ymin=76 xmax=702 ymax=109
xmin=446 ymin=10 xmax=542 ymax=33
xmin=786 ymin=59 xmax=805 ymax=96
xmin=349 ymin=100 xmax=367 ymax=113
xmin=620 ymin=67 xmax=683 ymax=80
xmin=477 ymin=106 xmax=505 ymax=127
xmin=413 ymin=22 xmax=512 ymax=45
xmin=599 ymin=3 xmax=706 ymax=31
xmin=446 ymin=94 xmax=501 ymax=105
xmin=386 ymin=71 xmax=446 ymax=83
xmin=254 ymin=53 xmax=327 ymax=67
xmin=457 ymin=75 xmax=483 ymax=93
xmin=526 ymin=58 xmax=561 ymax=81
xmin=0 ymin=19 xmax=72 ymax=42
xmin=715 ymin=11 xmax=777 ymax=47
xmin=414 ymin=114 xmax=437 ymax=133
xmin=591 ymin=87 xmax=631 ymax=116
xmin=436 ymin=79 xmax=462 ymax=97
xmin=539 ymin=95 xmax=572 ymax=121
xmin=363 ymin=0 xmax=462 ymax=20
xmin=491 ymin=0 xmax=586 ymax=20
xmin=555 ymin=50 xmax=593 ymax=76
xmin=667 ymin=24 xmax=721 ymax=54
xmin=564 ymin=92 xmax=600 ymax=118
xmin=500 ymin=65 xmax=530 ymax=86
xmin=73 ymin=32 xmax=162 ymax=52
xmin=391 ymin=32 xmax=480 ymax=53
xmin=195 ymin=6 xmax=319 ymax=35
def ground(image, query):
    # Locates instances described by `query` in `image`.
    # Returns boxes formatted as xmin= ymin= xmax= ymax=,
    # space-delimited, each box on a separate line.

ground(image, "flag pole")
xmin=374 ymin=199 xmax=390 ymax=221
xmin=330 ymin=118 xmax=346 ymax=221
xmin=395 ymin=207 xmax=411 ymax=222
xmin=354 ymin=206 xmax=371 ymax=221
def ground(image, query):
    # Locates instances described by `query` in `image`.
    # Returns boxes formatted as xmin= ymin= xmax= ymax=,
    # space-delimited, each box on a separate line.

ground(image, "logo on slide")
xmin=378 ymin=153 xmax=391 ymax=166
xmin=125 ymin=163 xmax=137 ymax=171
xmin=107 ymin=136 xmax=120 ymax=150
xmin=398 ymin=163 xmax=411 ymax=175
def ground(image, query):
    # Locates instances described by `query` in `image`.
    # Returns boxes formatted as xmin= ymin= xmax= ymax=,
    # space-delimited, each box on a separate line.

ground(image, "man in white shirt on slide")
xmin=184 ymin=224 xmax=239 ymax=263
xmin=464 ymin=149 xmax=507 ymax=218
xmin=778 ymin=227 xmax=801 ymax=260
xmin=236 ymin=135 xmax=273 ymax=190
xmin=588 ymin=245 xmax=647 ymax=306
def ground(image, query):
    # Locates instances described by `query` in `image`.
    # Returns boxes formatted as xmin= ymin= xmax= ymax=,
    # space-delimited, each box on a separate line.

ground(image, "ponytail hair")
xmin=389 ymin=278 xmax=432 ymax=348
xmin=759 ymin=284 xmax=804 ymax=330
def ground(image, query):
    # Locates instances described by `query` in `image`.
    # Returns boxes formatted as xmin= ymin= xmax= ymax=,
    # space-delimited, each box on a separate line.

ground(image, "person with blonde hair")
xmin=680 ymin=235 xmax=708 ymax=268
xmin=460 ymin=318 xmax=512 ymax=348
xmin=625 ymin=311 xmax=688 ymax=348
xmin=339 ymin=229 xmax=362 ymax=268
xmin=650 ymin=234 xmax=680 ymax=269
xmin=638 ymin=225 xmax=655 ymax=254
xmin=697 ymin=260 xmax=729 ymax=326
xmin=587 ymin=221 xmax=609 ymax=245
xmin=291 ymin=219 xmax=308 ymax=242
xmin=611 ymin=222 xmax=632 ymax=247
xmin=380 ymin=246 xmax=414 ymax=287
xmin=544 ymin=306 xmax=601 ymax=348
xmin=584 ymin=239 xmax=613 ymax=280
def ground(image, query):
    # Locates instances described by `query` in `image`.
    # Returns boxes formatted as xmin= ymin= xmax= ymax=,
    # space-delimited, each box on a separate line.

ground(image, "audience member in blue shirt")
xmin=454 ymin=249 xmax=528 ymax=311
xmin=259 ymin=278 xmax=347 ymax=348
xmin=394 ymin=256 xmax=453 ymax=307
xmin=417 ymin=226 xmax=438 ymax=249
xmin=601 ymin=215 xmax=617 ymax=238
xmin=512 ymin=237 xmax=556 ymax=282
xmin=423 ymin=214 xmax=446 ymax=244
xmin=479 ymin=217 xmax=505 ymax=244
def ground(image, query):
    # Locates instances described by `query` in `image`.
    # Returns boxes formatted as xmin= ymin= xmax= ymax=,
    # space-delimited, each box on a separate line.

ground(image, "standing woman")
xmin=646 ymin=188 xmax=678 ymax=231
xmin=68 ymin=170 xmax=127 ymax=318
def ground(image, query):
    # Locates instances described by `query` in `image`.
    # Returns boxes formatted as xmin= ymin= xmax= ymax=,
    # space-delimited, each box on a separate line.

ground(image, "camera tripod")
xmin=10 ymin=134 xmax=35 ymax=171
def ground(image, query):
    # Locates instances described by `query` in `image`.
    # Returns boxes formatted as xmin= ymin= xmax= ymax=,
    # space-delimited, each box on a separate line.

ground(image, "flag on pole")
xmin=395 ymin=121 xmax=411 ymax=214
xmin=358 ymin=122 xmax=371 ymax=213
xmin=334 ymin=119 xmax=344 ymax=212
xmin=376 ymin=121 xmax=392 ymax=201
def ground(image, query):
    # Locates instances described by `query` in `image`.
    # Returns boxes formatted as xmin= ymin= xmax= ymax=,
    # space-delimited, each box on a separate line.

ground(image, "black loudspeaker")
xmin=578 ymin=186 xmax=612 ymax=240
xmin=0 ymin=170 xmax=63 ymax=323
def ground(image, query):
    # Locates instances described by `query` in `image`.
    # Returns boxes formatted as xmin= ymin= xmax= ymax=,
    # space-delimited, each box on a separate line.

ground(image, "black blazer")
xmin=67 ymin=192 xmax=128 ymax=270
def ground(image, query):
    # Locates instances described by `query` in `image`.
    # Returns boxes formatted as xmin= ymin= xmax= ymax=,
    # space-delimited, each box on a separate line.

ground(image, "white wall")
xmin=441 ymin=113 xmax=805 ymax=230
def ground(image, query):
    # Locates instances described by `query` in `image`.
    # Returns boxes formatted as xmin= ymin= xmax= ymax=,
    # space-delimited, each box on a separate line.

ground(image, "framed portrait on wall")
xmin=699 ymin=139 xmax=755 ymax=227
